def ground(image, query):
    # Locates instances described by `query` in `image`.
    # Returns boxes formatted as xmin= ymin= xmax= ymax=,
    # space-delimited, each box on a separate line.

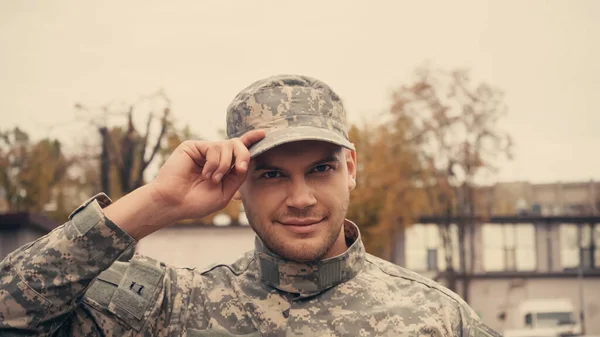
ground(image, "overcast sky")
xmin=1 ymin=1 xmax=598 ymax=185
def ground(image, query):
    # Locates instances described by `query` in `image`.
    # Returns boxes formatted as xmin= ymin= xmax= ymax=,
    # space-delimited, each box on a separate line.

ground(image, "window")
xmin=405 ymin=224 xmax=460 ymax=272
xmin=524 ymin=313 xmax=533 ymax=327
xmin=560 ymin=223 xmax=599 ymax=270
xmin=560 ymin=224 xmax=579 ymax=269
xmin=536 ymin=312 xmax=575 ymax=327
xmin=427 ymin=248 xmax=438 ymax=271
xmin=405 ymin=224 xmax=435 ymax=271
xmin=437 ymin=224 xmax=460 ymax=272
xmin=515 ymin=224 xmax=536 ymax=271
xmin=581 ymin=224 xmax=593 ymax=269
xmin=482 ymin=223 xmax=536 ymax=272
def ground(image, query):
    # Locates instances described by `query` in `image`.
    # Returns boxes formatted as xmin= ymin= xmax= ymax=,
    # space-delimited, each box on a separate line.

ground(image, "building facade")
xmin=394 ymin=218 xmax=600 ymax=334
xmin=393 ymin=179 xmax=600 ymax=335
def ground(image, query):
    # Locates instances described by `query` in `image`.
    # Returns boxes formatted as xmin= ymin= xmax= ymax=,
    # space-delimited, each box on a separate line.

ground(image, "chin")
xmin=276 ymin=240 xmax=330 ymax=262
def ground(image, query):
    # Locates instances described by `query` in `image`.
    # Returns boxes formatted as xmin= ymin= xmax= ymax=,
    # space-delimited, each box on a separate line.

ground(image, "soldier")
xmin=0 ymin=75 xmax=501 ymax=337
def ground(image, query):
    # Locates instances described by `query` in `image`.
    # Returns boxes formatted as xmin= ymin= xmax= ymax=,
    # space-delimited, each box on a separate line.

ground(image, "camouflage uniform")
xmin=0 ymin=75 xmax=501 ymax=337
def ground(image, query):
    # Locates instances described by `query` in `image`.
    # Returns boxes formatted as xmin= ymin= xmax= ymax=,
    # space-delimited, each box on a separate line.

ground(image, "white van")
xmin=503 ymin=298 xmax=581 ymax=337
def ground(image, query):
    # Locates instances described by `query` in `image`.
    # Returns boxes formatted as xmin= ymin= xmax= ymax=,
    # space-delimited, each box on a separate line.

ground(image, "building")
xmin=0 ymin=212 xmax=58 ymax=259
xmin=136 ymin=223 xmax=256 ymax=269
xmin=395 ymin=217 xmax=600 ymax=334
xmin=480 ymin=180 xmax=599 ymax=216
xmin=392 ymin=179 xmax=600 ymax=334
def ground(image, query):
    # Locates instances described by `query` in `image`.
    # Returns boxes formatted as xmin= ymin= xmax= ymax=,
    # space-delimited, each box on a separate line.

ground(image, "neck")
xmin=254 ymin=220 xmax=366 ymax=296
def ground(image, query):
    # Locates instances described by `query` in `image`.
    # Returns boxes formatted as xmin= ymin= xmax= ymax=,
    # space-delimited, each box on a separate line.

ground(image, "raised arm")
xmin=0 ymin=130 xmax=264 ymax=336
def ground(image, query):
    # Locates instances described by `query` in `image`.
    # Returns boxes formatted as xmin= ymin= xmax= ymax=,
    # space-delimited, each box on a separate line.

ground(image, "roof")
xmin=0 ymin=212 xmax=59 ymax=232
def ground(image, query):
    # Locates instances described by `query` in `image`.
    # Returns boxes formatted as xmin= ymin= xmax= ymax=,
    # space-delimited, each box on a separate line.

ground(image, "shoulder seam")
xmin=198 ymin=255 xmax=254 ymax=277
xmin=365 ymin=257 xmax=463 ymax=307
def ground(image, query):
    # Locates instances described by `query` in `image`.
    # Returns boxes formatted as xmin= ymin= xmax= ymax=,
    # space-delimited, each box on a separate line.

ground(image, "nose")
xmin=285 ymin=177 xmax=317 ymax=209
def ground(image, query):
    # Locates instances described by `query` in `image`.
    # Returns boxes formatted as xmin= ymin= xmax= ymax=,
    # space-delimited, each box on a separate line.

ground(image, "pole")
xmin=577 ymin=224 xmax=586 ymax=335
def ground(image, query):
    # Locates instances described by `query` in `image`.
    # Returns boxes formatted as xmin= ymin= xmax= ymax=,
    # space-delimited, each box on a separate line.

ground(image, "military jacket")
xmin=0 ymin=194 xmax=500 ymax=337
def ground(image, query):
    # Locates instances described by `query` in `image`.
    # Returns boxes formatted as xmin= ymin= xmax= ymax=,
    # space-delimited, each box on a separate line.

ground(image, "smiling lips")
xmin=278 ymin=217 xmax=325 ymax=234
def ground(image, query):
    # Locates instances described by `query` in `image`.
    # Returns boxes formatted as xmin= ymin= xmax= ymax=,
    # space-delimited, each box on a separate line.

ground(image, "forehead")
xmin=252 ymin=141 xmax=343 ymax=166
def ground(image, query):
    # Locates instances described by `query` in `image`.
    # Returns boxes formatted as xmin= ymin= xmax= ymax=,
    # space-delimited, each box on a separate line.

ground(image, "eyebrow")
xmin=253 ymin=154 xmax=341 ymax=172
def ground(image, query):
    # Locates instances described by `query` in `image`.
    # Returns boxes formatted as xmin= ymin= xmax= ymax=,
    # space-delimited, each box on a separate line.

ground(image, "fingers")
xmin=239 ymin=129 xmax=265 ymax=148
xmin=232 ymin=139 xmax=251 ymax=173
xmin=212 ymin=142 xmax=233 ymax=183
xmin=202 ymin=145 xmax=221 ymax=180
xmin=200 ymin=139 xmax=250 ymax=183
xmin=190 ymin=130 xmax=265 ymax=183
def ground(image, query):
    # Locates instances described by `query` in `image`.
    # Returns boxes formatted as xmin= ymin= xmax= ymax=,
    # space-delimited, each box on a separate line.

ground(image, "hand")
xmin=148 ymin=130 xmax=265 ymax=221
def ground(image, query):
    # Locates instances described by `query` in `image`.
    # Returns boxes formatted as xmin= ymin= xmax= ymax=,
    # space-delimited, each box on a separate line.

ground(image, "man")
xmin=0 ymin=75 xmax=500 ymax=337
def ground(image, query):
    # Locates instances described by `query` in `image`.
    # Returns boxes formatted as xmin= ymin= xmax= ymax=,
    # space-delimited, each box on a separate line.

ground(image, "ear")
xmin=345 ymin=147 xmax=357 ymax=190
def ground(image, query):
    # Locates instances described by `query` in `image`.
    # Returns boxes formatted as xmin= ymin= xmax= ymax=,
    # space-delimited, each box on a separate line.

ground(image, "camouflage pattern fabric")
xmin=226 ymin=74 xmax=356 ymax=158
xmin=0 ymin=194 xmax=501 ymax=337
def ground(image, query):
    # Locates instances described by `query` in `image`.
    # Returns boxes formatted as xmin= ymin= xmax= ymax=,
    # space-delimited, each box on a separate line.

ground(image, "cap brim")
xmin=247 ymin=126 xmax=355 ymax=158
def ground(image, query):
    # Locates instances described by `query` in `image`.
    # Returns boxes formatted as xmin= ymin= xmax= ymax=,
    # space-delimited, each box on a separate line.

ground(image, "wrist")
xmin=142 ymin=183 xmax=182 ymax=226
xmin=104 ymin=184 xmax=180 ymax=240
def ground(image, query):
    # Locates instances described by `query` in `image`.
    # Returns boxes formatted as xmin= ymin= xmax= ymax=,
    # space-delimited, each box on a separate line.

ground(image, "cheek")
xmin=241 ymin=183 xmax=285 ymax=218
xmin=313 ymin=178 xmax=348 ymax=206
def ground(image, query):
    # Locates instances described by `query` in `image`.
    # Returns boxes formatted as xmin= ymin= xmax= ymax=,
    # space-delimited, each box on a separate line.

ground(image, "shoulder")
xmin=364 ymin=254 xmax=478 ymax=316
xmin=365 ymin=254 xmax=453 ymax=295
xmin=363 ymin=254 xmax=501 ymax=337
xmin=194 ymin=250 xmax=255 ymax=280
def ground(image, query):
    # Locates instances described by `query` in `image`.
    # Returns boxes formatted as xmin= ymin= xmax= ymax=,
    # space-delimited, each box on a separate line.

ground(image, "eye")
xmin=311 ymin=164 xmax=332 ymax=173
xmin=261 ymin=171 xmax=282 ymax=179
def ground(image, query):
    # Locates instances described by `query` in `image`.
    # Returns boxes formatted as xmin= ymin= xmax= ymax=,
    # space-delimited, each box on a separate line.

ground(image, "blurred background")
xmin=0 ymin=1 xmax=599 ymax=335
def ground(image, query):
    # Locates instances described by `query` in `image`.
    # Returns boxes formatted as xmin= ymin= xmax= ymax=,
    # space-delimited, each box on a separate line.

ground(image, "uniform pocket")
xmin=0 ymin=266 xmax=52 ymax=329
xmin=186 ymin=328 xmax=260 ymax=337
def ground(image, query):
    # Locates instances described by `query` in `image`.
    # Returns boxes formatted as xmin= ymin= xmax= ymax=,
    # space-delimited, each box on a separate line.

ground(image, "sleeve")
xmin=0 ymin=194 xmax=189 ymax=336
xmin=459 ymin=305 xmax=503 ymax=337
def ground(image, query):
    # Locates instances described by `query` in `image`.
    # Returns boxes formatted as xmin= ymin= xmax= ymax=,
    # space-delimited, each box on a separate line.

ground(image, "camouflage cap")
xmin=226 ymin=74 xmax=355 ymax=158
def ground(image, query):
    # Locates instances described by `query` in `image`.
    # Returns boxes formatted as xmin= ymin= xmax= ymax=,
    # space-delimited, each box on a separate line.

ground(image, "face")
xmin=237 ymin=140 xmax=357 ymax=262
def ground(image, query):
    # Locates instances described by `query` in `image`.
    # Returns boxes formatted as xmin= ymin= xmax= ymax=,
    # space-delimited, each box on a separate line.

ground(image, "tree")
xmin=72 ymin=90 xmax=179 ymax=261
xmin=0 ymin=127 xmax=81 ymax=221
xmin=389 ymin=64 xmax=512 ymax=301
xmin=75 ymin=89 xmax=173 ymax=199
xmin=347 ymin=120 xmax=427 ymax=260
xmin=0 ymin=127 xmax=29 ymax=211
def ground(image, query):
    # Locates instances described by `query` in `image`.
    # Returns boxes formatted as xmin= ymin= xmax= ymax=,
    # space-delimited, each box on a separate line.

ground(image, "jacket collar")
xmin=254 ymin=220 xmax=366 ymax=296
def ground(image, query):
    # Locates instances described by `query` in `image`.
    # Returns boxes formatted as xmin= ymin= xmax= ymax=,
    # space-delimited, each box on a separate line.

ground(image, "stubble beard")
xmin=243 ymin=195 xmax=350 ymax=262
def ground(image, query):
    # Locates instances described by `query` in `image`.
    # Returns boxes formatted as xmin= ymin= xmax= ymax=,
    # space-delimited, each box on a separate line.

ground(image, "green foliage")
xmin=0 ymin=127 xmax=80 ymax=221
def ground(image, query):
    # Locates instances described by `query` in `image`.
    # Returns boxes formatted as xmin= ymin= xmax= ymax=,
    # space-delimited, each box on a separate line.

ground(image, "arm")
xmin=0 ymin=194 xmax=135 ymax=335
xmin=0 ymin=131 xmax=264 ymax=336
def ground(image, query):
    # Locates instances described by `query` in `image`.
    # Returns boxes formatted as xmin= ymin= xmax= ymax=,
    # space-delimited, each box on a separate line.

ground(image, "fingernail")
xmin=213 ymin=173 xmax=223 ymax=182
xmin=205 ymin=172 xmax=212 ymax=180
xmin=239 ymin=161 xmax=247 ymax=170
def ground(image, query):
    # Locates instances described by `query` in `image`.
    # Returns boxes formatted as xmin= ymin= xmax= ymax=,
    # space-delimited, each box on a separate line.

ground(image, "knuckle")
xmin=230 ymin=137 xmax=244 ymax=146
xmin=179 ymin=140 xmax=194 ymax=150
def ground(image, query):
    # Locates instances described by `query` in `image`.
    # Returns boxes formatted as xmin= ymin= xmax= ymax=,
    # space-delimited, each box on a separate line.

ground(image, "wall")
xmin=135 ymin=225 xmax=257 ymax=269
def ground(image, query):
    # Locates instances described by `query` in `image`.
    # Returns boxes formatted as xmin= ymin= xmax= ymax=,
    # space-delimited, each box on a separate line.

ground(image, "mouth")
xmin=277 ymin=217 xmax=326 ymax=234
